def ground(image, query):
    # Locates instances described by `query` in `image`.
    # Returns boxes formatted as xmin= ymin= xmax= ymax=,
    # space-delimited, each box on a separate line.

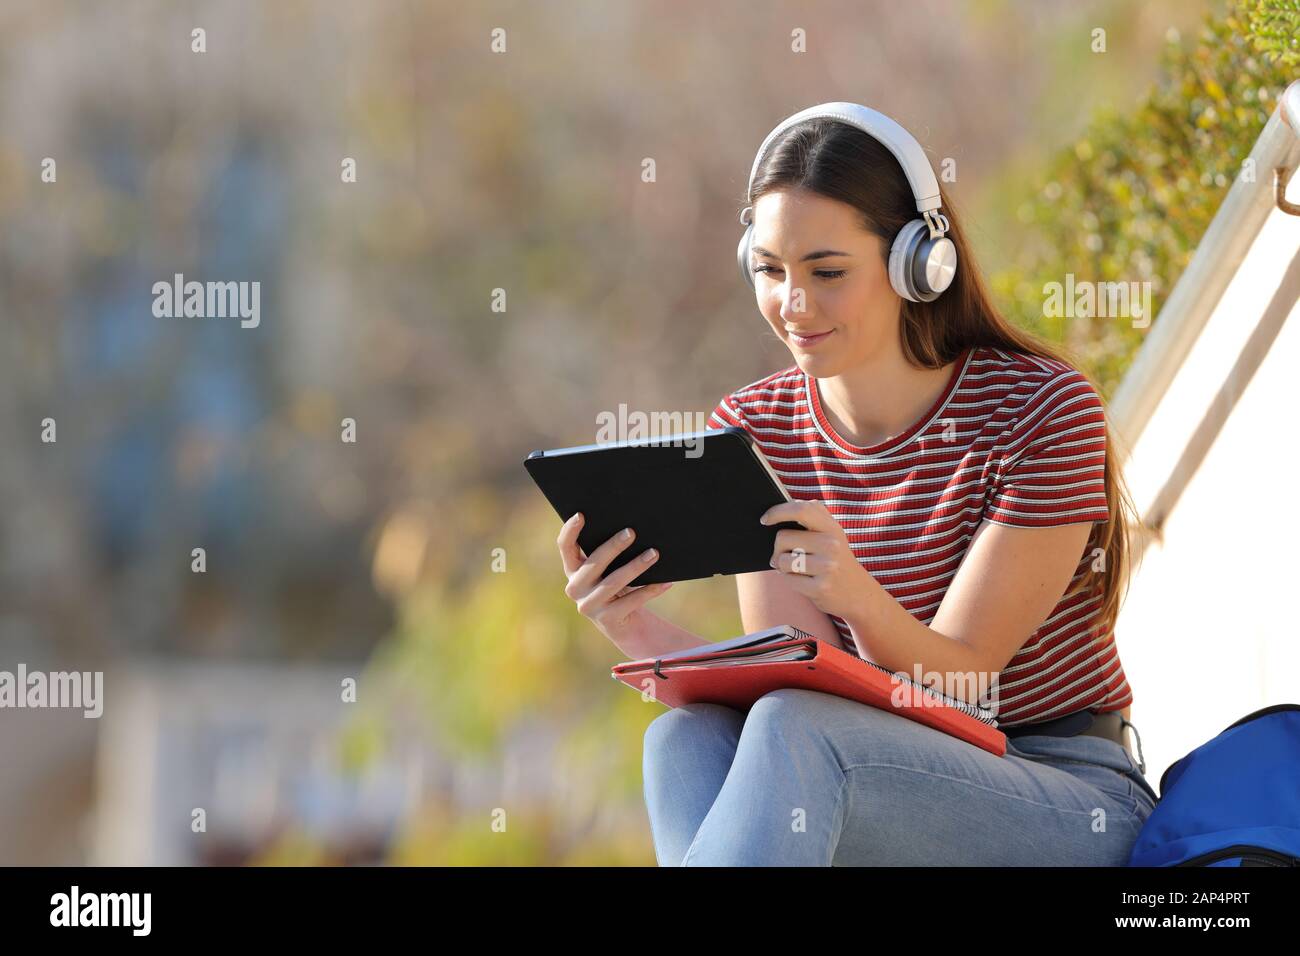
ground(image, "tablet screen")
xmin=525 ymin=427 xmax=803 ymax=585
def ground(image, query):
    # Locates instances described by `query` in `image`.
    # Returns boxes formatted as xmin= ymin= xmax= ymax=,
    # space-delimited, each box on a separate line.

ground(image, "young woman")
xmin=555 ymin=103 xmax=1159 ymax=866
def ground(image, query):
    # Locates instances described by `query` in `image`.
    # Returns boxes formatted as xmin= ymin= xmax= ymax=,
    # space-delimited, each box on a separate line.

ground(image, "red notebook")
xmin=611 ymin=625 xmax=1007 ymax=757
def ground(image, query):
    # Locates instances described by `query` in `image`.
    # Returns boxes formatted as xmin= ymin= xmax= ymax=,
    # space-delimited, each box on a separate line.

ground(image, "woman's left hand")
xmin=760 ymin=499 xmax=871 ymax=623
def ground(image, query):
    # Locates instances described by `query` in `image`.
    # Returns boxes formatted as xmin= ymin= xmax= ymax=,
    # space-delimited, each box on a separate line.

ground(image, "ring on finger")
xmin=776 ymin=551 xmax=812 ymax=575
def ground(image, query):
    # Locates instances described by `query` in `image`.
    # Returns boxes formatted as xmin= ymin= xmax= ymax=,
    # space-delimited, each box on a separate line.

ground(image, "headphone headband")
xmin=742 ymin=102 xmax=942 ymax=216
xmin=737 ymin=102 xmax=957 ymax=303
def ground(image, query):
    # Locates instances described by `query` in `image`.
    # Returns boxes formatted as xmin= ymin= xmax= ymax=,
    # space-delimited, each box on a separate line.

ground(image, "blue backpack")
xmin=1127 ymin=704 xmax=1300 ymax=867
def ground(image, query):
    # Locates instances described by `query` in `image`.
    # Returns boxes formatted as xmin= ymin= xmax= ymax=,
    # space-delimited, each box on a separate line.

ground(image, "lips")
xmin=787 ymin=329 xmax=834 ymax=347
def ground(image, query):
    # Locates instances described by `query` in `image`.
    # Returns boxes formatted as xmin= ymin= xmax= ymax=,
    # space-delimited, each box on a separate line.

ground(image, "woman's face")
xmin=749 ymin=187 xmax=900 ymax=376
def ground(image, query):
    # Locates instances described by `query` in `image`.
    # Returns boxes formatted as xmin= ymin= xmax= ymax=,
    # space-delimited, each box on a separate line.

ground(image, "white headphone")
xmin=737 ymin=102 xmax=958 ymax=303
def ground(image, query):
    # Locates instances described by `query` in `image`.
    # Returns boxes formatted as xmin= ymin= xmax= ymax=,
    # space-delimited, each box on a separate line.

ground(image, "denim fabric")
xmin=642 ymin=688 xmax=1159 ymax=866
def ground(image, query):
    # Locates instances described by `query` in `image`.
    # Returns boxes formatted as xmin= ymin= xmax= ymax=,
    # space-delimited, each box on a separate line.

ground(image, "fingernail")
xmin=769 ymin=557 xmax=776 ymax=568
xmin=759 ymin=515 xmax=769 ymax=525
xmin=622 ymin=527 xmax=633 ymax=540
xmin=643 ymin=548 xmax=657 ymax=562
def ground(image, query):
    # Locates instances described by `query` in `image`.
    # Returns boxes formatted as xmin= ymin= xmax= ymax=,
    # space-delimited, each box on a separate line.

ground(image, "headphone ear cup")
xmin=888 ymin=219 xmax=928 ymax=302
xmin=915 ymin=235 xmax=957 ymax=299
xmin=737 ymin=224 xmax=755 ymax=289
xmin=888 ymin=219 xmax=958 ymax=303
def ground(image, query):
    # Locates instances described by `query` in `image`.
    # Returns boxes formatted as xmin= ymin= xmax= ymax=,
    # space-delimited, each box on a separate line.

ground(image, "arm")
xmin=842 ymin=518 xmax=1095 ymax=703
xmin=737 ymin=568 xmax=847 ymax=649
xmin=615 ymin=564 xmax=848 ymax=660
xmin=838 ymin=368 xmax=1112 ymax=702
xmin=711 ymin=393 xmax=847 ymax=648
xmin=607 ymin=612 xmax=719 ymax=661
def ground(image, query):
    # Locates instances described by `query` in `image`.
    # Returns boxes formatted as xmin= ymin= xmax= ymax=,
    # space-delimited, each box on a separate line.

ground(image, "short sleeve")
xmin=708 ymin=393 xmax=746 ymax=431
xmin=985 ymin=371 xmax=1110 ymax=528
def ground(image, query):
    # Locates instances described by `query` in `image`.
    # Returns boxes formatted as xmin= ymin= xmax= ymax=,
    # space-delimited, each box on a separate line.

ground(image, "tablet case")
xmin=524 ymin=427 xmax=803 ymax=586
xmin=611 ymin=626 xmax=1008 ymax=757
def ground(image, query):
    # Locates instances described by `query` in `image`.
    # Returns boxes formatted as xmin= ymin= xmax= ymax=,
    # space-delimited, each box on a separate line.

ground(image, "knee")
xmin=741 ymin=688 xmax=885 ymax=760
xmin=744 ymin=687 xmax=833 ymax=735
xmin=643 ymin=702 xmax=742 ymax=760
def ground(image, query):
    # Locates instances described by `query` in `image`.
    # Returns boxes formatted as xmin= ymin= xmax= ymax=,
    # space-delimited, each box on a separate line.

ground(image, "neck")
xmin=817 ymin=347 xmax=961 ymax=448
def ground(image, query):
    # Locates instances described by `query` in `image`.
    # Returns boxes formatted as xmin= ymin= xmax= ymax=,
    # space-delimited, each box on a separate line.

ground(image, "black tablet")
xmin=524 ymin=427 xmax=804 ymax=586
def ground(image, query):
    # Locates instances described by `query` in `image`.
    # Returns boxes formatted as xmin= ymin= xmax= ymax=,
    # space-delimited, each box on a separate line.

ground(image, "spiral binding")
xmin=784 ymin=625 xmax=998 ymax=726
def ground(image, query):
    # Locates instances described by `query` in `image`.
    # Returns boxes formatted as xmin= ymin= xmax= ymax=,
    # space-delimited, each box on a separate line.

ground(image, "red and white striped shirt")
xmin=708 ymin=344 xmax=1133 ymax=728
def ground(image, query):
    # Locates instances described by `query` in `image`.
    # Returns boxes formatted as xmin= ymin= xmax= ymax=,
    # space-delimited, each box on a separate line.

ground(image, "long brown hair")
xmin=745 ymin=117 xmax=1139 ymax=643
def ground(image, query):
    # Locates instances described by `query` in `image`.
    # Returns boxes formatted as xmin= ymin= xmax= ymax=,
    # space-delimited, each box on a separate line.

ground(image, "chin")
xmin=787 ymin=348 xmax=840 ymax=376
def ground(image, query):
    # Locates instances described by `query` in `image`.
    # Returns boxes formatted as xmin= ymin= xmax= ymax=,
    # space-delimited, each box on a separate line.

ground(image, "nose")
xmin=777 ymin=277 xmax=810 ymax=322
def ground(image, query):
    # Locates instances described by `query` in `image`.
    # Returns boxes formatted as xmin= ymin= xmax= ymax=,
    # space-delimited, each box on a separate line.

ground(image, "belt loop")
xmin=1119 ymin=716 xmax=1146 ymax=776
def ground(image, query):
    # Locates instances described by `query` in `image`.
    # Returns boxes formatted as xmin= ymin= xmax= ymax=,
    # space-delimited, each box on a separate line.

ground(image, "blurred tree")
xmin=990 ymin=0 xmax=1299 ymax=393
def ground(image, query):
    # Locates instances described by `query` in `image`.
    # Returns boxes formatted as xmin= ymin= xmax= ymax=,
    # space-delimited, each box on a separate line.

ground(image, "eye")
xmin=751 ymin=264 xmax=847 ymax=280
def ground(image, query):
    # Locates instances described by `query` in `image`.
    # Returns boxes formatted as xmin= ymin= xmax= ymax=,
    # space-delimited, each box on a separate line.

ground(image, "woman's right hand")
xmin=556 ymin=512 xmax=674 ymax=644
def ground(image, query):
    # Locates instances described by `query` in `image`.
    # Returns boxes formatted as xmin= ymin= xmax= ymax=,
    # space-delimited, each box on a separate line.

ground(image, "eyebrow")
xmin=750 ymin=246 xmax=853 ymax=262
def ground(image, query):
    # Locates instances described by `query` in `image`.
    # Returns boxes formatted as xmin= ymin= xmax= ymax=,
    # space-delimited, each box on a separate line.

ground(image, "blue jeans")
xmin=642 ymin=688 xmax=1160 ymax=866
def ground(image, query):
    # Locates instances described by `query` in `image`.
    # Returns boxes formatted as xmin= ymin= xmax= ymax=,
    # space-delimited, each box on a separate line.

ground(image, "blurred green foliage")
xmin=990 ymin=0 xmax=1298 ymax=394
xmin=341 ymin=501 xmax=741 ymax=865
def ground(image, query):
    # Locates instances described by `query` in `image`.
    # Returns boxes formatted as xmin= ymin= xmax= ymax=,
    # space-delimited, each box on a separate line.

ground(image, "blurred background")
xmin=0 ymin=0 xmax=1294 ymax=864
